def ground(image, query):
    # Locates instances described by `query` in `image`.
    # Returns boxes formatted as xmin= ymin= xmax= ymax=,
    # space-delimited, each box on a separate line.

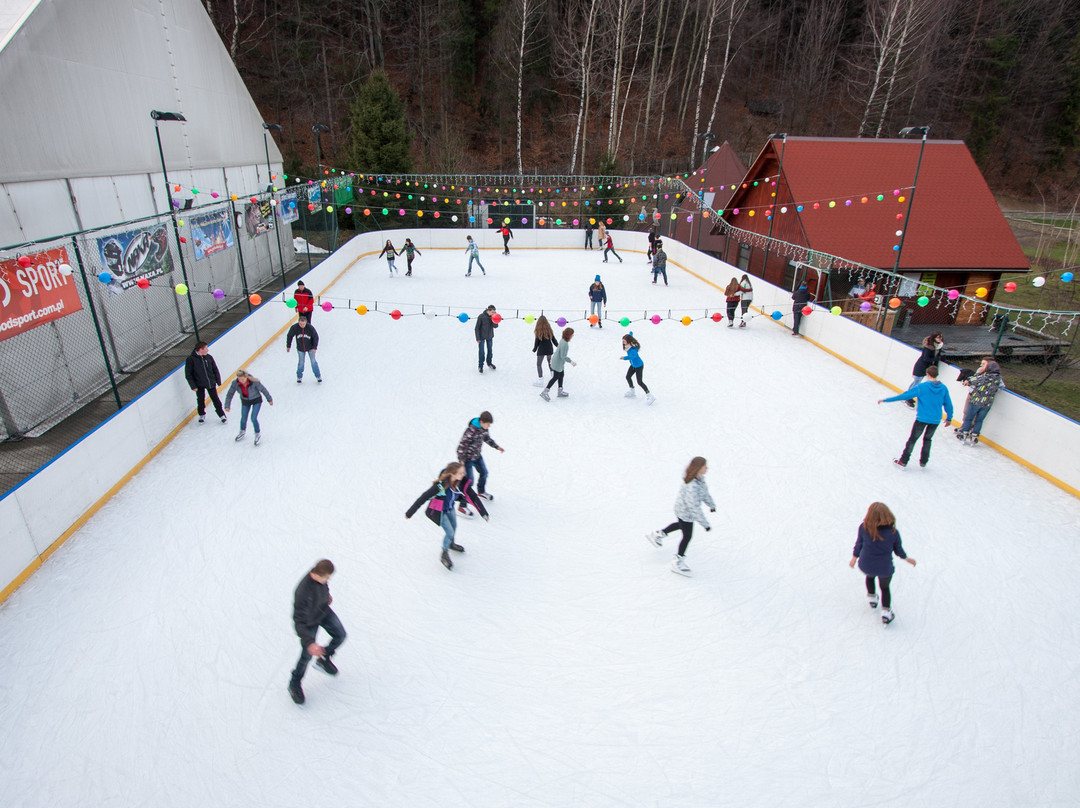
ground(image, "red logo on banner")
xmin=0 ymin=248 xmax=84 ymax=342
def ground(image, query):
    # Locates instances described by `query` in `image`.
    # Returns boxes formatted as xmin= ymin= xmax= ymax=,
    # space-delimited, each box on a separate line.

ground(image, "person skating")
xmin=724 ymin=278 xmax=742 ymax=327
xmin=292 ymin=281 xmax=315 ymax=321
xmin=405 ymin=462 xmax=489 ymax=570
xmin=224 ymin=369 xmax=273 ymax=445
xmin=289 ymin=559 xmax=346 ymax=705
xmin=475 ymin=304 xmax=498 ymax=373
xmin=456 ymin=410 xmax=504 ymax=510
xmin=621 ymin=333 xmax=655 ymax=404
xmin=465 ymin=235 xmax=486 ymax=276
xmin=500 ymin=223 xmax=513 ymax=255
xmin=378 ymin=239 xmax=399 ymax=276
xmin=646 ymin=224 xmax=658 ymax=262
xmin=588 ymin=275 xmax=607 ymax=328
xmin=532 ymin=315 xmax=558 ymax=387
xmin=957 ymin=357 xmax=1005 ymax=445
xmin=738 ymin=274 xmax=754 ymax=326
xmin=905 ymin=331 xmax=946 ymax=408
xmin=878 ymin=365 xmax=954 ymax=468
xmin=400 ymin=238 xmax=422 ymax=276
xmin=184 ymin=341 xmax=227 ymax=424
xmin=791 ymin=281 xmax=812 ymax=336
xmin=584 ymin=220 xmax=594 ymax=250
xmin=286 ymin=316 xmax=322 ymax=383
xmin=541 ymin=327 xmax=576 ymax=400
xmin=598 ymin=221 xmax=607 ymax=244
xmin=602 ymin=233 xmax=623 ymax=264
xmin=652 ymin=240 xmax=668 ymax=285
xmin=645 ymin=456 xmax=716 ymax=576
xmin=848 ymin=502 xmax=917 ymax=625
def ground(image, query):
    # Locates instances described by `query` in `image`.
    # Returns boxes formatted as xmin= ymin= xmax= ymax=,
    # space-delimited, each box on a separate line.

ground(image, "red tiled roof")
xmin=723 ymin=137 xmax=1028 ymax=271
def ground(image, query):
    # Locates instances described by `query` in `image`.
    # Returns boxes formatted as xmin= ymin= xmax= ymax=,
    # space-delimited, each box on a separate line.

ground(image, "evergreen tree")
xmin=348 ymin=71 xmax=413 ymax=174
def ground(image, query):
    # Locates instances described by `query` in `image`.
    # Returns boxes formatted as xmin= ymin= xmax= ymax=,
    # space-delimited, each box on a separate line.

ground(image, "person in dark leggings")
xmin=849 ymin=502 xmax=917 ymax=624
xmin=879 ymin=365 xmax=954 ymax=468
xmin=621 ymin=333 xmax=654 ymax=403
xmin=540 ymin=328 xmax=575 ymax=400
xmin=645 ymin=456 xmax=716 ymax=576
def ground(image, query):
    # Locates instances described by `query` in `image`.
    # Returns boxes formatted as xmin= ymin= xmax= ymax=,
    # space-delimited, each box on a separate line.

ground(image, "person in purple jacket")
xmin=849 ymin=502 xmax=917 ymax=624
xmin=878 ymin=365 xmax=953 ymax=468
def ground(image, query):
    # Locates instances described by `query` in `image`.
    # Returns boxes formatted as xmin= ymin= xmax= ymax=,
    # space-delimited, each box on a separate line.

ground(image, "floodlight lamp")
xmin=263 ymin=123 xmax=283 ymax=132
xmin=150 ymin=110 xmax=186 ymax=122
xmin=899 ymin=126 xmax=930 ymax=137
xmin=312 ymin=124 xmax=329 ymax=133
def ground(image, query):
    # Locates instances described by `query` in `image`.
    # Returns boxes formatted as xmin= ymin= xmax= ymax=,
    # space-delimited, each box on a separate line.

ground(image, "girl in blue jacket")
xmin=848 ymin=502 xmax=917 ymax=624
xmin=621 ymin=334 xmax=654 ymax=404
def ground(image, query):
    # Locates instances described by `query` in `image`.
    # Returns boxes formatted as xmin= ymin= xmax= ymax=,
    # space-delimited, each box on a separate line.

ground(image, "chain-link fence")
xmin=0 ymin=192 xmax=294 ymax=440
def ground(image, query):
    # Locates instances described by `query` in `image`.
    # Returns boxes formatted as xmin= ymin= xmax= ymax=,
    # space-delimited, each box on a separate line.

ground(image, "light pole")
xmin=761 ymin=132 xmax=787 ymax=279
xmin=693 ymin=133 xmax=715 ymax=249
xmin=150 ymin=110 xmax=199 ymax=342
xmin=263 ymin=123 xmax=288 ymax=291
xmin=312 ymin=123 xmax=329 ymax=178
xmin=262 ymin=123 xmax=282 ymax=191
xmin=892 ymin=126 xmax=930 ymax=274
xmin=696 ymin=132 xmax=715 ymax=168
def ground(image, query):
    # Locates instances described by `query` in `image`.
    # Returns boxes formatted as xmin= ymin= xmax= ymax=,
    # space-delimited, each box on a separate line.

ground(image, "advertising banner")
xmin=244 ymin=200 xmax=273 ymax=237
xmin=96 ymin=224 xmax=173 ymax=290
xmin=190 ymin=209 xmax=235 ymax=261
xmin=280 ymin=192 xmax=299 ymax=223
xmin=0 ymin=248 xmax=84 ymax=342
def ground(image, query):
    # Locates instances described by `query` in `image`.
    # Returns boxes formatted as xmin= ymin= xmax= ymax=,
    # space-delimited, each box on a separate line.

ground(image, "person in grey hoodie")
xmin=224 ymin=369 xmax=274 ymax=445
xmin=645 ymin=456 xmax=716 ymax=576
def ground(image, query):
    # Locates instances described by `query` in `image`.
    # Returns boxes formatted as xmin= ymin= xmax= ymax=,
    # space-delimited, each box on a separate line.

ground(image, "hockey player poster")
xmin=96 ymin=224 xmax=173 ymax=290
xmin=0 ymin=248 xmax=84 ymax=342
xmin=190 ymin=209 xmax=235 ymax=261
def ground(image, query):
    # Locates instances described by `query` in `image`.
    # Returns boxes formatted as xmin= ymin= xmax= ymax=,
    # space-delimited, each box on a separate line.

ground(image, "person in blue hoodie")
xmin=848 ymin=502 xmax=917 ymax=625
xmin=621 ymin=333 xmax=654 ymax=404
xmin=588 ymin=275 xmax=607 ymax=327
xmin=878 ymin=365 xmax=954 ymax=468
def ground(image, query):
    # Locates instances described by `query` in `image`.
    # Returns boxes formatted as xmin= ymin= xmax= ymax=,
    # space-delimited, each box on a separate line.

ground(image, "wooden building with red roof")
xmin=665 ymin=141 xmax=747 ymax=254
xmin=715 ymin=137 xmax=1029 ymax=326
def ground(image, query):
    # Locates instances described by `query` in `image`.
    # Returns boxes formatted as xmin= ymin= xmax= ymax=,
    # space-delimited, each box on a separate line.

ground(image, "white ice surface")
xmin=1 ymin=244 xmax=1079 ymax=807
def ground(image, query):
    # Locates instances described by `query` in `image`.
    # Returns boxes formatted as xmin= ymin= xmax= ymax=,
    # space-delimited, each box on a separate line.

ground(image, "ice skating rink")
xmin=2 ymin=242 xmax=1078 ymax=807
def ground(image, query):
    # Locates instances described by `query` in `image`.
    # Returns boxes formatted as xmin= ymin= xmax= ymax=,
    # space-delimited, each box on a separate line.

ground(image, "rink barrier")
xmin=2 ymin=229 xmax=1079 ymax=602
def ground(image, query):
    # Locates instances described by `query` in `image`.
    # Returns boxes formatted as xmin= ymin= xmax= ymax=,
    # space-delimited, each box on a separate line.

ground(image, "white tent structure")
xmin=0 ymin=0 xmax=287 ymax=243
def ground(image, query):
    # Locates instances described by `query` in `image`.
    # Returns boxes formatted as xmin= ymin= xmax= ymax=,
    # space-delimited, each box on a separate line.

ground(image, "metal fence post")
xmin=71 ymin=236 xmax=122 ymax=411
xmin=229 ymin=199 xmax=253 ymax=314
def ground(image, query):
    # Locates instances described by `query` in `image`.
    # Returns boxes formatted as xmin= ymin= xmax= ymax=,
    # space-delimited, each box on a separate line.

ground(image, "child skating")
xmin=532 ymin=315 xmax=558 ymax=387
xmin=401 ymin=238 xmax=421 ymax=276
xmin=540 ymin=327 xmax=576 ymax=401
xmin=603 ymin=233 xmax=622 ymax=263
xmin=848 ymin=502 xmax=917 ymax=625
xmin=465 ymin=235 xmax=486 ymax=276
xmin=378 ymin=239 xmax=399 ymax=276
xmin=405 ymin=462 xmax=489 ymax=570
xmin=621 ymin=333 xmax=655 ymax=404
xmin=645 ymin=457 xmax=716 ymax=576
xmin=724 ymin=278 xmax=742 ymax=327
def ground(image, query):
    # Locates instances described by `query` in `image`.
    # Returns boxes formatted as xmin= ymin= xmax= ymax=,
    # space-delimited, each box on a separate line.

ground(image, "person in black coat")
xmin=286 ymin=316 xmax=322 ymax=383
xmin=791 ymin=282 xmax=812 ymax=336
xmin=289 ymin=559 xmax=347 ymax=704
xmin=584 ymin=220 xmax=594 ymax=250
xmin=475 ymin=304 xmax=498 ymax=373
xmin=184 ymin=341 xmax=226 ymax=423
xmin=848 ymin=502 xmax=917 ymax=624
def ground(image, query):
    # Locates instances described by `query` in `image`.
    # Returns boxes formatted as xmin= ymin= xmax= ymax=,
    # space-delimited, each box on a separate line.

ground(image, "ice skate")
xmin=448 ymin=542 xmax=465 ymax=553
xmin=540 ymin=389 xmax=550 ymax=401
xmin=234 ymin=430 xmax=246 ymax=442
xmin=198 ymin=415 xmax=205 ymax=423
xmin=624 ymin=389 xmax=636 ymax=398
xmin=220 ymin=415 xmax=227 ymax=424
xmin=739 ymin=320 xmax=746 ymax=328
xmin=477 ymin=492 xmax=493 ymax=501
xmin=315 ymin=655 xmax=338 ymax=675
xmin=893 ymin=458 xmax=907 ymax=469
xmin=881 ymin=608 xmax=895 ymax=625
xmin=254 ymin=433 xmax=261 ymax=446
xmin=867 ymin=593 xmax=878 ymax=608
xmin=557 ymin=389 xmax=569 ymax=397
xmin=671 ymin=555 xmax=692 ymax=577
xmin=288 ymin=681 xmax=305 ymax=704
xmin=456 ymin=504 xmax=474 ymax=518
xmin=441 ymin=550 xmax=453 ymax=570
xmin=645 ymin=530 xmax=664 ymax=547
xmin=646 ymin=393 xmax=656 ymax=405
xmin=533 ymin=379 xmax=545 ymax=387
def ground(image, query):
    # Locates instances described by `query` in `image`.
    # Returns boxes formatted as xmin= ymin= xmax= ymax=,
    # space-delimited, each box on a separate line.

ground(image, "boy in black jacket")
xmin=791 ymin=282 xmax=812 ymax=336
xmin=184 ymin=341 xmax=226 ymax=424
xmin=286 ymin=316 xmax=322 ymax=383
xmin=289 ymin=559 xmax=346 ymax=705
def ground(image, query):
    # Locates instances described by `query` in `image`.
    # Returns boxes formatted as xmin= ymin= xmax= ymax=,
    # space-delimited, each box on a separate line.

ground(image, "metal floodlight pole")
xmin=263 ymin=123 xmax=288 ymax=290
xmin=149 ymin=110 xmax=199 ymax=342
xmin=696 ymin=132 xmax=715 ymax=170
xmin=262 ymin=123 xmax=282 ymax=190
xmin=312 ymin=124 xmax=329 ymax=178
xmin=761 ymin=133 xmax=787 ymax=279
xmin=886 ymin=126 xmax=930 ymax=332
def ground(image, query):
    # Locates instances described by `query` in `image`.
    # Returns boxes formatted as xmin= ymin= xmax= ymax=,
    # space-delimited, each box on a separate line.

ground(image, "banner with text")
xmin=96 ymin=224 xmax=173 ymax=290
xmin=0 ymin=248 xmax=84 ymax=342
xmin=191 ymin=209 xmax=235 ymax=261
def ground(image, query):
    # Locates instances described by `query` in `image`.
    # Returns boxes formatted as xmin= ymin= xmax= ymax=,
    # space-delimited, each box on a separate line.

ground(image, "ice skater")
xmin=791 ymin=281 xmax=812 ymax=335
xmin=456 ymin=410 xmax=504 ymax=504
xmin=405 ymin=462 xmax=489 ymax=570
xmin=584 ymin=220 xmax=594 ymax=250
xmin=500 ymin=223 xmax=513 ymax=254
xmin=878 ymin=365 xmax=954 ymax=468
xmin=957 ymin=357 xmax=1004 ymax=445
xmin=738 ymin=274 xmax=754 ymax=326
xmin=532 ymin=315 xmax=558 ymax=387
xmin=475 ymin=304 xmax=498 ymax=373
xmin=621 ymin=333 xmax=654 ymax=404
xmin=602 ymin=233 xmax=622 ymax=263
xmin=378 ymin=239 xmax=399 ymax=275
xmin=645 ymin=456 xmax=716 ymax=576
xmin=224 ymin=369 xmax=273 ymax=445
xmin=652 ymin=240 xmax=668 ymax=285
xmin=588 ymin=275 xmax=607 ymax=327
xmin=288 ymin=558 xmax=346 ymax=705
xmin=400 ymin=238 xmax=421 ymax=276
xmin=724 ymin=278 xmax=742 ymax=327
xmin=646 ymin=224 xmax=658 ymax=261
xmin=906 ymin=332 xmax=946 ymax=407
xmin=540 ymin=327 xmax=576 ymax=401
xmin=184 ymin=341 xmax=226 ymax=424
xmin=848 ymin=502 xmax=916 ymax=625
xmin=465 ymin=235 xmax=486 ymax=276
xmin=286 ymin=316 xmax=322 ymax=383
xmin=292 ymin=280 xmax=315 ymax=321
